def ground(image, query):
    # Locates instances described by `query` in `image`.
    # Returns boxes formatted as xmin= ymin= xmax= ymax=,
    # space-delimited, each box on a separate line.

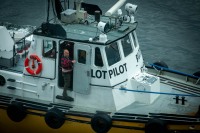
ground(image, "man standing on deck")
xmin=61 ymin=49 xmax=76 ymax=101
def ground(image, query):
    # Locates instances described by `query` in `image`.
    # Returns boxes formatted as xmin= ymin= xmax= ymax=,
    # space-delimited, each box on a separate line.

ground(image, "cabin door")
xmin=41 ymin=40 xmax=56 ymax=79
xmin=73 ymin=43 xmax=91 ymax=94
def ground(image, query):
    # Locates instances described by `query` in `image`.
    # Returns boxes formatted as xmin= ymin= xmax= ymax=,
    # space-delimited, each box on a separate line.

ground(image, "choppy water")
xmin=0 ymin=0 xmax=200 ymax=74
xmin=134 ymin=0 xmax=200 ymax=74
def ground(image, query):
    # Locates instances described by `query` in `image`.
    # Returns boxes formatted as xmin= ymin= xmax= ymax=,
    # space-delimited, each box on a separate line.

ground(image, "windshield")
xmin=105 ymin=42 xmax=121 ymax=66
xmin=121 ymin=34 xmax=133 ymax=57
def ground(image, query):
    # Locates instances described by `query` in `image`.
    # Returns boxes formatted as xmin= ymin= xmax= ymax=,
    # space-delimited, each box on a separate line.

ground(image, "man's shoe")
xmin=56 ymin=95 xmax=74 ymax=101
xmin=64 ymin=96 xmax=74 ymax=101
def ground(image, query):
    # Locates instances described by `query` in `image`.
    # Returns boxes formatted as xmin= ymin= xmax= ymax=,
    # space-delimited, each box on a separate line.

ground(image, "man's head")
xmin=64 ymin=49 xmax=69 ymax=57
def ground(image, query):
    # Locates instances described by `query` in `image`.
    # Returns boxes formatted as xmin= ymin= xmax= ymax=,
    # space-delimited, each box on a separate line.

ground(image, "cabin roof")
xmin=33 ymin=16 xmax=138 ymax=45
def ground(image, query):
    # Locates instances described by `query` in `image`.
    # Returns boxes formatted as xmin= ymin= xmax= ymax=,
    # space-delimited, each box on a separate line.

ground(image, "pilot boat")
xmin=0 ymin=0 xmax=200 ymax=133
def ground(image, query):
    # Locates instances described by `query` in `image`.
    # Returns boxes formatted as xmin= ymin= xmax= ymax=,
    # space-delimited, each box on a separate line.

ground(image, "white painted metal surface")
xmin=73 ymin=43 xmax=91 ymax=94
xmin=105 ymin=0 xmax=126 ymax=16
xmin=0 ymin=26 xmax=14 ymax=51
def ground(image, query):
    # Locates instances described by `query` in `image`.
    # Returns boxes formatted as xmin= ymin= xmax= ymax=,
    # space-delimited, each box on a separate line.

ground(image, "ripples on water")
xmin=134 ymin=0 xmax=200 ymax=74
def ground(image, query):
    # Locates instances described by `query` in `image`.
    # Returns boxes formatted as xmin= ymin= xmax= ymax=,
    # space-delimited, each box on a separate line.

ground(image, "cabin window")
xmin=121 ymin=34 xmax=133 ymax=57
xmin=43 ymin=40 xmax=56 ymax=58
xmin=132 ymin=32 xmax=137 ymax=48
xmin=78 ymin=50 xmax=86 ymax=64
xmin=105 ymin=42 xmax=121 ymax=66
xmin=95 ymin=47 xmax=103 ymax=67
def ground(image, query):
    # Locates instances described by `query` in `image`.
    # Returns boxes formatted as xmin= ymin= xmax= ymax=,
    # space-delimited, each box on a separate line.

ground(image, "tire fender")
xmin=145 ymin=118 xmax=168 ymax=133
xmin=45 ymin=108 xmax=65 ymax=129
xmin=91 ymin=113 xmax=112 ymax=133
xmin=7 ymin=102 xmax=27 ymax=122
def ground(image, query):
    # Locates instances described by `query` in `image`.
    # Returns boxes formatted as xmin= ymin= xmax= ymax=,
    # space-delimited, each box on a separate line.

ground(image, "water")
xmin=134 ymin=0 xmax=200 ymax=74
xmin=0 ymin=0 xmax=200 ymax=74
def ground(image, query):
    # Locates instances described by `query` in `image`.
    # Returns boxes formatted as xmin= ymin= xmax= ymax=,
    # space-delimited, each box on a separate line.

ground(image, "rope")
xmin=119 ymin=88 xmax=200 ymax=97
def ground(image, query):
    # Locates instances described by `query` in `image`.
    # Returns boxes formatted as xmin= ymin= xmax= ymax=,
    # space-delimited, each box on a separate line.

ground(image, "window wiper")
xmin=110 ymin=45 xmax=118 ymax=52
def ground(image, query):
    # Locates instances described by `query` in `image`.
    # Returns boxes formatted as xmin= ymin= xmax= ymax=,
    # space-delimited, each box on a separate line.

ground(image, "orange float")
xmin=24 ymin=54 xmax=42 ymax=75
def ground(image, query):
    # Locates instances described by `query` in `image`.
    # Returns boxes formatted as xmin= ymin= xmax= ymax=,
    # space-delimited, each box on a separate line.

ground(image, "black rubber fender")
xmin=91 ymin=113 xmax=112 ymax=133
xmin=45 ymin=107 xmax=65 ymax=129
xmin=193 ymin=71 xmax=200 ymax=78
xmin=0 ymin=75 xmax=6 ymax=86
xmin=153 ymin=61 xmax=168 ymax=70
xmin=195 ymin=105 xmax=200 ymax=117
xmin=145 ymin=118 xmax=168 ymax=133
xmin=7 ymin=102 xmax=27 ymax=122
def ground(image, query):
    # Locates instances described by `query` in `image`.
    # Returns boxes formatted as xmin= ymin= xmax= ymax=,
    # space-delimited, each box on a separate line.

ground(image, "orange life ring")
xmin=24 ymin=54 xmax=42 ymax=75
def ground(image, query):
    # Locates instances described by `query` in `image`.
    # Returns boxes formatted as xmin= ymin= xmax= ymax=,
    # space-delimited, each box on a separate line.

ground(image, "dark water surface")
xmin=0 ymin=0 xmax=199 ymax=74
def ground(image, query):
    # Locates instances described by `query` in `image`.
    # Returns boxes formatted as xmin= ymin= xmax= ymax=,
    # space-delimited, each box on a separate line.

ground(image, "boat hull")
xmin=0 ymin=109 xmax=145 ymax=133
xmin=1 ymin=102 xmax=200 ymax=133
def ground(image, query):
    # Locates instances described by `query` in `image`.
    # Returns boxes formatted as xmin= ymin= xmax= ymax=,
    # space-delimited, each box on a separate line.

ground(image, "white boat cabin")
xmin=0 ymin=1 xmax=160 ymax=112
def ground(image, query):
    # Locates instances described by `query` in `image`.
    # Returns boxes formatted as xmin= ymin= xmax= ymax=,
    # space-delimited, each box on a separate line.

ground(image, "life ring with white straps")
xmin=24 ymin=54 xmax=42 ymax=75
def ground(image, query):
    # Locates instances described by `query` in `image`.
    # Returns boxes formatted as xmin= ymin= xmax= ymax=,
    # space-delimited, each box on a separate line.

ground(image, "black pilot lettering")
xmin=92 ymin=63 xmax=128 ymax=79
xmin=91 ymin=69 xmax=95 ymax=78
xmin=91 ymin=69 xmax=107 ymax=79
xmin=119 ymin=65 xmax=124 ymax=73
xmin=109 ymin=63 xmax=128 ymax=79
xmin=102 ymin=71 xmax=107 ymax=79
xmin=96 ymin=70 xmax=102 ymax=79
xmin=113 ymin=68 xmax=116 ymax=77
xmin=109 ymin=70 xmax=113 ymax=79
xmin=123 ymin=63 xmax=127 ymax=71
xmin=115 ymin=67 xmax=120 ymax=75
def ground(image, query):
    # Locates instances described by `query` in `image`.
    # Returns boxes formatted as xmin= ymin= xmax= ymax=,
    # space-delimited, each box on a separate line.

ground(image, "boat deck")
xmin=119 ymin=72 xmax=200 ymax=116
